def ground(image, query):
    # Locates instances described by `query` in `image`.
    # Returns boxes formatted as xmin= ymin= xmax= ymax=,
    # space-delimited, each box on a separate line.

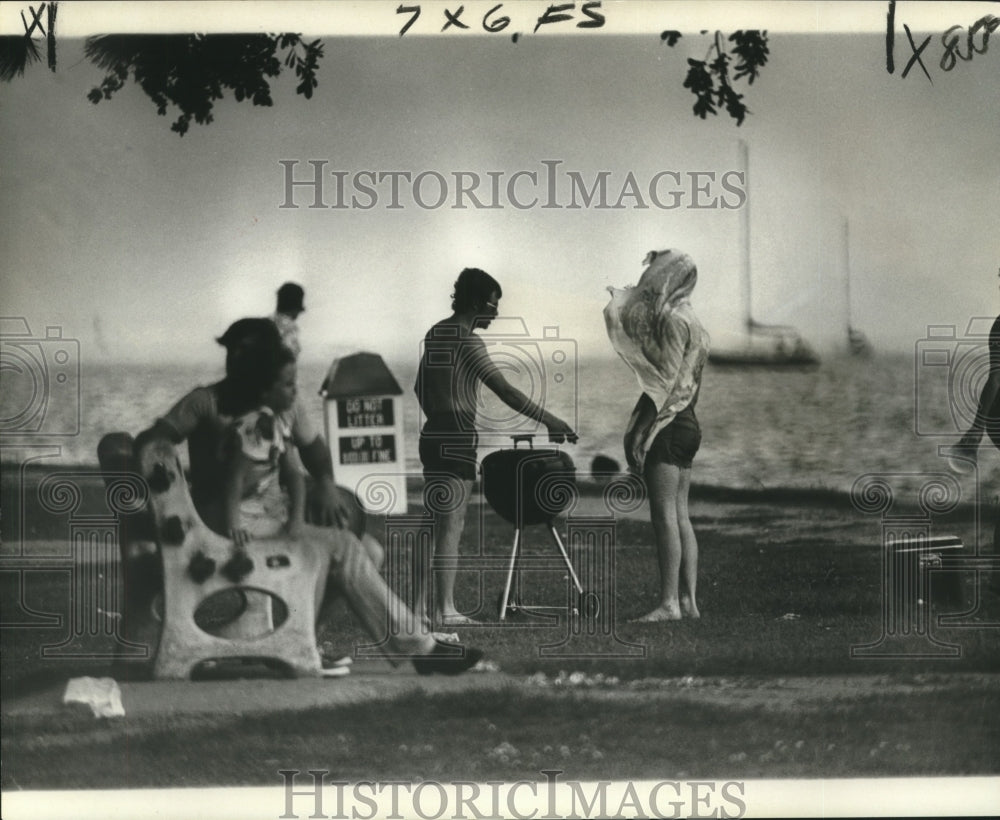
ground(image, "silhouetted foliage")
xmin=660 ymin=30 xmax=682 ymax=47
xmin=0 ymin=1 xmax=54 ymax=79
xmin=730 ymin=30 xmax=769 ymax=84
xmin=667 ymin=30 xmax=770 ymax=126
xmin=5 ymin=24 xmax=770 ymax=132
xmin=82 ymin=34 xmax=323 ymax=135
xmin=0 ymin=35 xmax=42 ymax=81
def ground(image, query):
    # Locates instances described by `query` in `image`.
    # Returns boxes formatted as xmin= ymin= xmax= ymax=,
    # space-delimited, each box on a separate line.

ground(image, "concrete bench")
xmin=99 ymin=432 xmax=331 ymax=679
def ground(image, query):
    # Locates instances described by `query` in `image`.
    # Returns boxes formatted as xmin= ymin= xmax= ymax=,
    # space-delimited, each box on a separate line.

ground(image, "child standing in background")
xmin=272 ymin=282 xmax=305 ymax=358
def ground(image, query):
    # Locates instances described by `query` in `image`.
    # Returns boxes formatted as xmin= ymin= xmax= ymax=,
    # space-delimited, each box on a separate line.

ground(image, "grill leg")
xmin=549 ymin=526 xmax=584 ymax=594
xmin=499 ymin=528 xmax=521 ymax=621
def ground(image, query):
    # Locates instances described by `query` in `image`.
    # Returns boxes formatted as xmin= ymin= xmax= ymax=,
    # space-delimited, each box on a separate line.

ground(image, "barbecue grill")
xmin=480 ymin=434 xmax=587 ymax=619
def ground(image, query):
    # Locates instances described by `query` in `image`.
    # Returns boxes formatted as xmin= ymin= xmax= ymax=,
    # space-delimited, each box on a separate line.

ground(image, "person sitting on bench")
xmin=123 ymin=317 xmax=484 ymax=675
xmin=220 ymin=342 xmax=306 ymax=546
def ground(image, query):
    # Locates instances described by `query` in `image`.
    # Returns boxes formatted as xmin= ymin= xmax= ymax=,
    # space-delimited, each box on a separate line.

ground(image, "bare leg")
xmin=314 ymin=528 xmax=485 ymax=674
xmin=418 ymin=477 xmax=476 ymax=626
xmin=634 ymin=459 xmax=683 ymax=621
xmin=676 ymin=468 xmax=700 ymax=618
xmin=315 ymin=527 xmax=436 ymax=661
xmin=991 ymin=498 xmax=1000 ymax=594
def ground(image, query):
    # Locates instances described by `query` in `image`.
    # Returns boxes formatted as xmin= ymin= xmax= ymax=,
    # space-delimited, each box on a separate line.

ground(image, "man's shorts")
xmin=419 ymin=418 xmax=479 ymax=482
xmin=647 ymin=409 xmax=701 ymax=469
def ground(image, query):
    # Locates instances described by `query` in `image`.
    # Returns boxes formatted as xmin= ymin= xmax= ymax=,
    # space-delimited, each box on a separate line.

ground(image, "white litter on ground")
xmin=62 ymin=676 xmax=125 ymax=718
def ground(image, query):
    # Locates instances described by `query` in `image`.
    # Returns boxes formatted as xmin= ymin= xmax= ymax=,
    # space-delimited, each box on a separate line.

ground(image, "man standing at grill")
xmin=415 ymin=268 xmax=578 ymax=627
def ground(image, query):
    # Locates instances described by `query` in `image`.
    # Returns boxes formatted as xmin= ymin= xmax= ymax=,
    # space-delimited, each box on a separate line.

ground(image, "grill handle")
xmin=512 ymin=434 xmax=534 ymax=449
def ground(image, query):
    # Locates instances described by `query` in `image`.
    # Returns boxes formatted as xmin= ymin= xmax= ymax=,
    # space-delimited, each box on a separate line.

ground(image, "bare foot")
xmin=680 ymin=596 xmax=701 ymax=619
xmin=439 ymin=612 xmax=481 ymax=627
xmin=630 ymin=605 xmax=682 ymax=623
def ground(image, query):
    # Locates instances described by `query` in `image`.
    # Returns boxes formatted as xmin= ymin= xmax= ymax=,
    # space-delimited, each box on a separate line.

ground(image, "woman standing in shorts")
xmin=604 ymin=249 xmax=710 ymax=621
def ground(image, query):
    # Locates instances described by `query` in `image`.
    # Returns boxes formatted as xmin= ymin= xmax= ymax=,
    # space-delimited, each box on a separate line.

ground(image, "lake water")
xmin=3 ymin=347 xmax=996 ymax=507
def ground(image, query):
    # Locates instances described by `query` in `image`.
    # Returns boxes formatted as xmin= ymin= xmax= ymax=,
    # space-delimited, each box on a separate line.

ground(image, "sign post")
xmin=320 ymin=352 xmax=408 ymax=515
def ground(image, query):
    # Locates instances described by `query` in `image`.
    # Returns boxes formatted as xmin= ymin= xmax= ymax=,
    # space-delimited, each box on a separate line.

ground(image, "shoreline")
xmin=1 ymin=459 xmax=973 ymax=510
xmin=3 ymin=460 xmax=984 ymax=548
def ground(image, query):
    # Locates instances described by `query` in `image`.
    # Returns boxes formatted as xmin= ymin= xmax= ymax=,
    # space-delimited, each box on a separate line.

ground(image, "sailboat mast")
xmin=739 ymin=139 xmax=753 ymax=333
xmin=843 ymin=217 xmax=872 ymax=356
xmin=843 ymin=218 xmax=853 ymax=331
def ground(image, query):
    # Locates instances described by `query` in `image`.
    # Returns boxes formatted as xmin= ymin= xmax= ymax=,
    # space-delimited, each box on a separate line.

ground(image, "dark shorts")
xmin=988 ymin=424 xmax=1000 ymax=453
xmin=647 ymin=409 xmax=701 ymax=469
xmin=419 ymin=418 xmax=478 ymax=481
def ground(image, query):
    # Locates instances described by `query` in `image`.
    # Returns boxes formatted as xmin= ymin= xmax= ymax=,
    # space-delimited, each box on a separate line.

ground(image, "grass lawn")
xmin=3 ymin=498 xmax=999 ymax=789
xmin=6 ymin=686 xmax=1000 ymax=790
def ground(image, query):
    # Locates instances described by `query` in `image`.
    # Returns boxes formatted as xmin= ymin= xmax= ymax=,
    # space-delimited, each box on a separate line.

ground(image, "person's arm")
xmin=286 ymin=398 xmax=353 ymax=528
xmin=297 ymin=434 xmax=351 ymax=528
xmin=134 ymin=419 xmax=182 ymax=447
xmin=470 ymin=343 xmax=578 ymax=443
xmin=957 ymin=321 xmax=1000 ymax=448
xmin=623 ymin=393 xmax=657 ymax=470
xmin=139 ymin=386 xmax=213 ymax=445
xmin=221 ymin=429 xmax=251 ymax=548
xmin=959 ymin=370 xmax=1000 ymax=447
xmin=280 ymin=452 xmax=306 ymax=537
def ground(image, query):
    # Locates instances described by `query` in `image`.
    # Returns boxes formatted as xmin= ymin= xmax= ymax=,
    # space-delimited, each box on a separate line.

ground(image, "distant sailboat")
xmin=842 ymin=219 xmax=873 ymax=357
xmin=709 ymin=140 xmax=820 ymax=367
xmin=93 ymin=314 xmax=110 ymax=358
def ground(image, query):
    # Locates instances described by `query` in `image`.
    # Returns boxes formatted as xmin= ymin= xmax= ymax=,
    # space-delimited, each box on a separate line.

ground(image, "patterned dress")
xmin=232 ymin=407 xmax=293 ymax=536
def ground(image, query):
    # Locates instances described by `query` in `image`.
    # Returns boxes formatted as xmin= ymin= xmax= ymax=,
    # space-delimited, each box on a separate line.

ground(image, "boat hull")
xmin=708 ymin=349 xmax=820 ymax=367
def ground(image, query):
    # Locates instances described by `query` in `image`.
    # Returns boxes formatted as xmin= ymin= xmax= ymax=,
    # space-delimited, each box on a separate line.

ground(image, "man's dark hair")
xmin=217 ymin=318 xmax=282 ymax=353
xmin=215 ymin=317 xmax=289 ymax=403
xmin=276 ymin=282 xmax=306 ymax=313
xmin=256 ymin=344 xmax=296 ymax=395
xmin=451 ymin=268 xmax=502 ymax=313
xmin=217 ymin=318 xmax=282 ymax=376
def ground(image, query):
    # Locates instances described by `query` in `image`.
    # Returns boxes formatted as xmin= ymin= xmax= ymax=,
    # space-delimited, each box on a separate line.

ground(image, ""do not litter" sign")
xmin=321 ymin=353 xmax=407 ymax=515
xmin=339 ymin=433 xmax=397 ymax=465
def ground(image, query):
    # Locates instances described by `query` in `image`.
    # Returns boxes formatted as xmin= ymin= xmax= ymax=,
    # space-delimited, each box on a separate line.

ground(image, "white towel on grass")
xmin=63 ymin=676 xmax=125 ymax=718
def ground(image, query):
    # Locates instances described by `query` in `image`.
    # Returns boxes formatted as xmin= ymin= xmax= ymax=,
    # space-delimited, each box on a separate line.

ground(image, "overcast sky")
xmin=2 ymin=2 xmax=998 ymax=365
